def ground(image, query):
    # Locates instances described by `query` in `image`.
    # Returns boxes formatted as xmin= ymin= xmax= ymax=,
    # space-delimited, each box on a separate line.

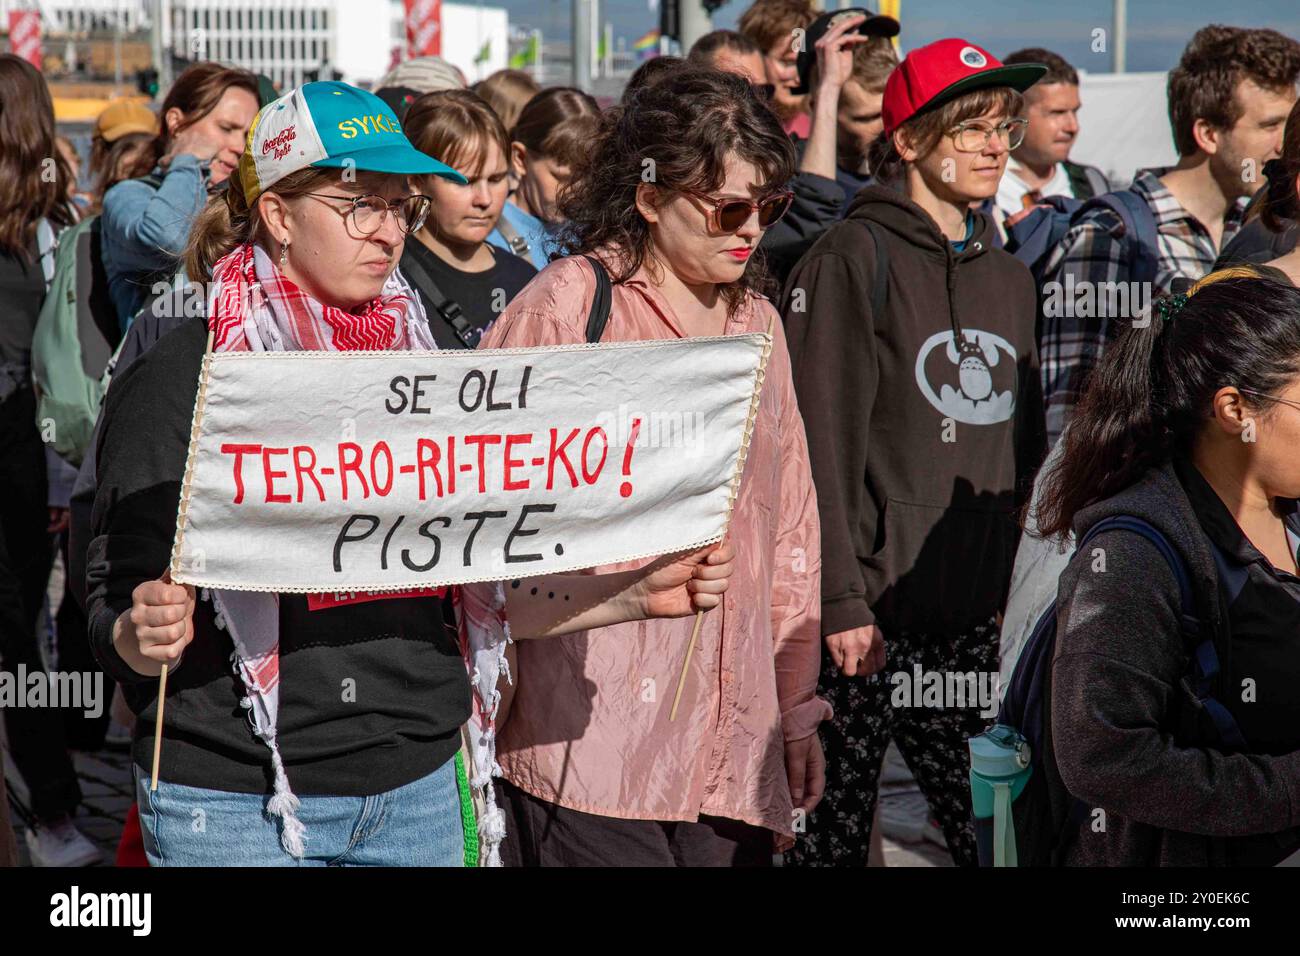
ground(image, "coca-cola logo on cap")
xmin=959 ymin=46 xmax=987 ymax=69
xmin=262 ymin=125 xmax=297 ymax=161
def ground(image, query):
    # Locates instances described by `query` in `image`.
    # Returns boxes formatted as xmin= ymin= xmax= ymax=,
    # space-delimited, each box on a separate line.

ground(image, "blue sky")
xmin=502 ymin=0 xmax=1300 ymax=72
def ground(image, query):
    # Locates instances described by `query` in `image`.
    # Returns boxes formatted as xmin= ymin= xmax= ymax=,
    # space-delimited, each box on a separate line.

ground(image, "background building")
xmin=1 ymin=0 xmax=508 ymax=91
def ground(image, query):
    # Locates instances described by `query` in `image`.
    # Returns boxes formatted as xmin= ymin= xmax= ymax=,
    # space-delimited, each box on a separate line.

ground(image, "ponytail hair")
xmin=1035 ymin=267 xmax=1300 ymax=539
xmin=183 ymin=182 xmax=252 ymax=281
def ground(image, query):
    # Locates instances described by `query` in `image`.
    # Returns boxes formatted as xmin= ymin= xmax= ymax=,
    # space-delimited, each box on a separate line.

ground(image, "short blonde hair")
xmin=472 ymin=69 xmax=541 ymax=134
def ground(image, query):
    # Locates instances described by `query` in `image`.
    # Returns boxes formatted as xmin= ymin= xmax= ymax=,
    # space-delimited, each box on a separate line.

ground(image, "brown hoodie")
xmin=782 ymin=184 xmax=1044 ymax=638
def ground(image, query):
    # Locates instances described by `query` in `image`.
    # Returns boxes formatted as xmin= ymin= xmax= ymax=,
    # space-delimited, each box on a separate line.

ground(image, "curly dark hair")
xmin=1167 ymin=25 xmax=1300 ymax=157
xmin=555 ymin=67 xmax=796 ymax=313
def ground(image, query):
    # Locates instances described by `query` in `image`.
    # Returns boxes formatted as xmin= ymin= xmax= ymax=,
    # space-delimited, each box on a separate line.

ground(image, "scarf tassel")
xmin=265 ymin=740 xmax=307 ymax=859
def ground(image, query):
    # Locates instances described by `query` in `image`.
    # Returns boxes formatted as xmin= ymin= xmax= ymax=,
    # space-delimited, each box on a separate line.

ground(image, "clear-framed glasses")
xmin=1238 ymin=387 xmax=1300 ymax=413
xmin=949 ymin=118 xmax=1029 ymax=153
xmin=303 ymin=192 xmax=432 ymax=236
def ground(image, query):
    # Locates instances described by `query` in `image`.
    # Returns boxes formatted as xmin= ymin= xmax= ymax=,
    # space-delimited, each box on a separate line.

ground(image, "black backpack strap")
xmin=1080 ymin=515 xmax=1247 ymax=752
xmin=862 ymin=220 xmax=889 ymax=320
xmin=583 ymin=255 xmax=612 ymax=344
xmin=397 ymin=253 xmax=481 ymax=349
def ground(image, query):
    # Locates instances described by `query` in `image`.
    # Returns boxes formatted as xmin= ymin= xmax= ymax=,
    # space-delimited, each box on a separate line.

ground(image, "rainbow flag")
xmin=633 ymin=29 xmax=660 ymax=59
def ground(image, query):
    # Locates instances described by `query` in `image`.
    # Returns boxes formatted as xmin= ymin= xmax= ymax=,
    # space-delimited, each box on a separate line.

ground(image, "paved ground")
xmin=878 ymin=792 xmax=955 ymax=867
xmin=7 ymin=555 xmax=138 ymax=867
xmin=8 ymin=748 xmax=134 ymax=867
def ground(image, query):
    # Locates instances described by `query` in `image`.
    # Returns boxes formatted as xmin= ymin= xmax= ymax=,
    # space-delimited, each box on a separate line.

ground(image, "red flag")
xmin=403 ymin=0 xmax=442 ymax=58
xmin=8 ymin=10 xmax=42 ymax=70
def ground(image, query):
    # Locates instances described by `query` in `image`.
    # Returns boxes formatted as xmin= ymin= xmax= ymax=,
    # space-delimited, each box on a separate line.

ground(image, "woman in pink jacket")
xmin=480 ymin=66 xmax=829 ymax=866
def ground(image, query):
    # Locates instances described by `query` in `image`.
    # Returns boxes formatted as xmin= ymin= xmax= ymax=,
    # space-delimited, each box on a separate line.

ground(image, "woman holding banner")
xmin=479 ymin=67 xmax=829 ymax=867
xmin=86 ymin=81 xmax=735 ymax=868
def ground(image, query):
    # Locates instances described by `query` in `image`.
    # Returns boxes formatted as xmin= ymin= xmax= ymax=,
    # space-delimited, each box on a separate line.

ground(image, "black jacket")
xmin=1215 ymin=216 xmax=1299 ymax=270
xmin=760 ymin=167 xmax=846 ymax=287
xmin=68 ymin=296 xmax=190 ymax=610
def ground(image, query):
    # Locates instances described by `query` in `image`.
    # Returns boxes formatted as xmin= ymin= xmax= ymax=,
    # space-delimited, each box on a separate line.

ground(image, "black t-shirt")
xmin=1175 ymin=459 xmax=1300 ymax=863
xmin=400 ymin=239 xmax=536 ymax=349
xmin=86 ymin=316 xmax=471 ymax=796
xmin=1176 ymin=458 xmax=1300 ymax=755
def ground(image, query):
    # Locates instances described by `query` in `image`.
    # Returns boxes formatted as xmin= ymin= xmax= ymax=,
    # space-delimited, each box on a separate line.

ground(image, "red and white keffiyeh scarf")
xmin=202 ymin=243 xmax=511 ymax=864
xmin=210 ymin=241 xmax=437 ymax=352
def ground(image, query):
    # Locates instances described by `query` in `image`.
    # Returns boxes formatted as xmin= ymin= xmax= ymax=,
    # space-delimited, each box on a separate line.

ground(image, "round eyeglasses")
xmin=948 ymin=118 xmax=1029 ymax=153
xmin=303 ymin=192 xmax=432 ymax=236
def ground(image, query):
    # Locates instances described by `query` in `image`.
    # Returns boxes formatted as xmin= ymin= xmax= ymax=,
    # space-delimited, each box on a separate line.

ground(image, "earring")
xmin=279 ymin=239 xmax=289 ymax=268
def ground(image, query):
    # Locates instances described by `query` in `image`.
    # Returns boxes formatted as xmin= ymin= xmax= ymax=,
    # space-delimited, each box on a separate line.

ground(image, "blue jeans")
xmin=135 ymin=756 xmax=466 ymax=866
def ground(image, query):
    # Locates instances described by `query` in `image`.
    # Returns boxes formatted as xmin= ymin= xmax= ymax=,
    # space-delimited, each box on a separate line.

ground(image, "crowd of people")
xmin=3 ymin=2 xmax=1300 ymax=869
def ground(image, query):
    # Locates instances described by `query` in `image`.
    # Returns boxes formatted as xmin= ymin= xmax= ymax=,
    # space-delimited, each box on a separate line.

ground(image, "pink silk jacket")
xmin=479 ymin=255 xmax=830 ymax=836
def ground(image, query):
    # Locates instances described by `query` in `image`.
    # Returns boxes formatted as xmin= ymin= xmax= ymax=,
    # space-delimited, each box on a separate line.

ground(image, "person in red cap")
xmin=781 ymin=38 xmax=1047 ymax=866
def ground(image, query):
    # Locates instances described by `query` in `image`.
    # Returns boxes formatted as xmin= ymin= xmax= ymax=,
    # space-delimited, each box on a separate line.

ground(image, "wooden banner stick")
xmin=153 ymin=328 xmax=216 ymax=790
xmin=149 ymin=665 xmax=168 ymax=791
xmin=669 ymin=316 xmax=775 ymax=722
xmin=668 ymin=603 xmax=706 ymax=722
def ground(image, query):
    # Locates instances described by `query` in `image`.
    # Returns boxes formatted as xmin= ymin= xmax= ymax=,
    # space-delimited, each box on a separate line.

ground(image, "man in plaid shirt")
xmin=1039 ymin=26 xmax=1300 ymax=445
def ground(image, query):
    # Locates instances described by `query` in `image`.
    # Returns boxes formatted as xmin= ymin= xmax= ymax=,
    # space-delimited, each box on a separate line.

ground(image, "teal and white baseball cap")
xmin=238 ymin=80 xmax=466 ymax=204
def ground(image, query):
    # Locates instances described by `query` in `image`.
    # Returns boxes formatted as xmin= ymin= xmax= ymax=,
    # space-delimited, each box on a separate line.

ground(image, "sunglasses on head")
xmin=678 ymin=187 xmax=795 ymax=233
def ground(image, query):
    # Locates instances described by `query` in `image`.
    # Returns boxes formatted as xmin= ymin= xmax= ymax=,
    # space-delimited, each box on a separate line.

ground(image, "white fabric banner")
xmin=169 ymin=335 xmax=771 ymax=593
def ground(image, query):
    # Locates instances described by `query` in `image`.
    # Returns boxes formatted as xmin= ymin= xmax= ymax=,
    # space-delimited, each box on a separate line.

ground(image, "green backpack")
xmin=30 ymin=214 xmax=124 ymax=466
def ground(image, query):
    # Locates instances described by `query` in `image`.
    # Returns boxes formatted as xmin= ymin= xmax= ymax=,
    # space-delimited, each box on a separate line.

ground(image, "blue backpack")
xmin=969 ymin=516 xmax=1247 ymax=867
xmin=1006 ymin=191 xmax=1160 ymax=289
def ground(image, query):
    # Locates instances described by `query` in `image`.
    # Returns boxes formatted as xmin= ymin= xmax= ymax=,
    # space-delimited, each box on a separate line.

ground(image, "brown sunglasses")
xmin=679 ymin=187 xmax=795 ymax=233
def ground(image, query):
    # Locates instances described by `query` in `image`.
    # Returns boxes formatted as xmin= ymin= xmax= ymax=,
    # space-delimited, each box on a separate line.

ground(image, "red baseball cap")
xmin=881 ymin=38 xmax=1046 ymax=136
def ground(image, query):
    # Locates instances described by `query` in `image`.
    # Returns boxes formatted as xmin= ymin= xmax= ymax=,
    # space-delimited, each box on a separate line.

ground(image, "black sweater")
xmin=86 ymin=316 xmax=470 ymax=795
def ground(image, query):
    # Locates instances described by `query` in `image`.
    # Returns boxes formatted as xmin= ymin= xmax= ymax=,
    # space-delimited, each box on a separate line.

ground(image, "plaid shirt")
xmin=1039 ymin=168 xmax=1247 ymax=444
